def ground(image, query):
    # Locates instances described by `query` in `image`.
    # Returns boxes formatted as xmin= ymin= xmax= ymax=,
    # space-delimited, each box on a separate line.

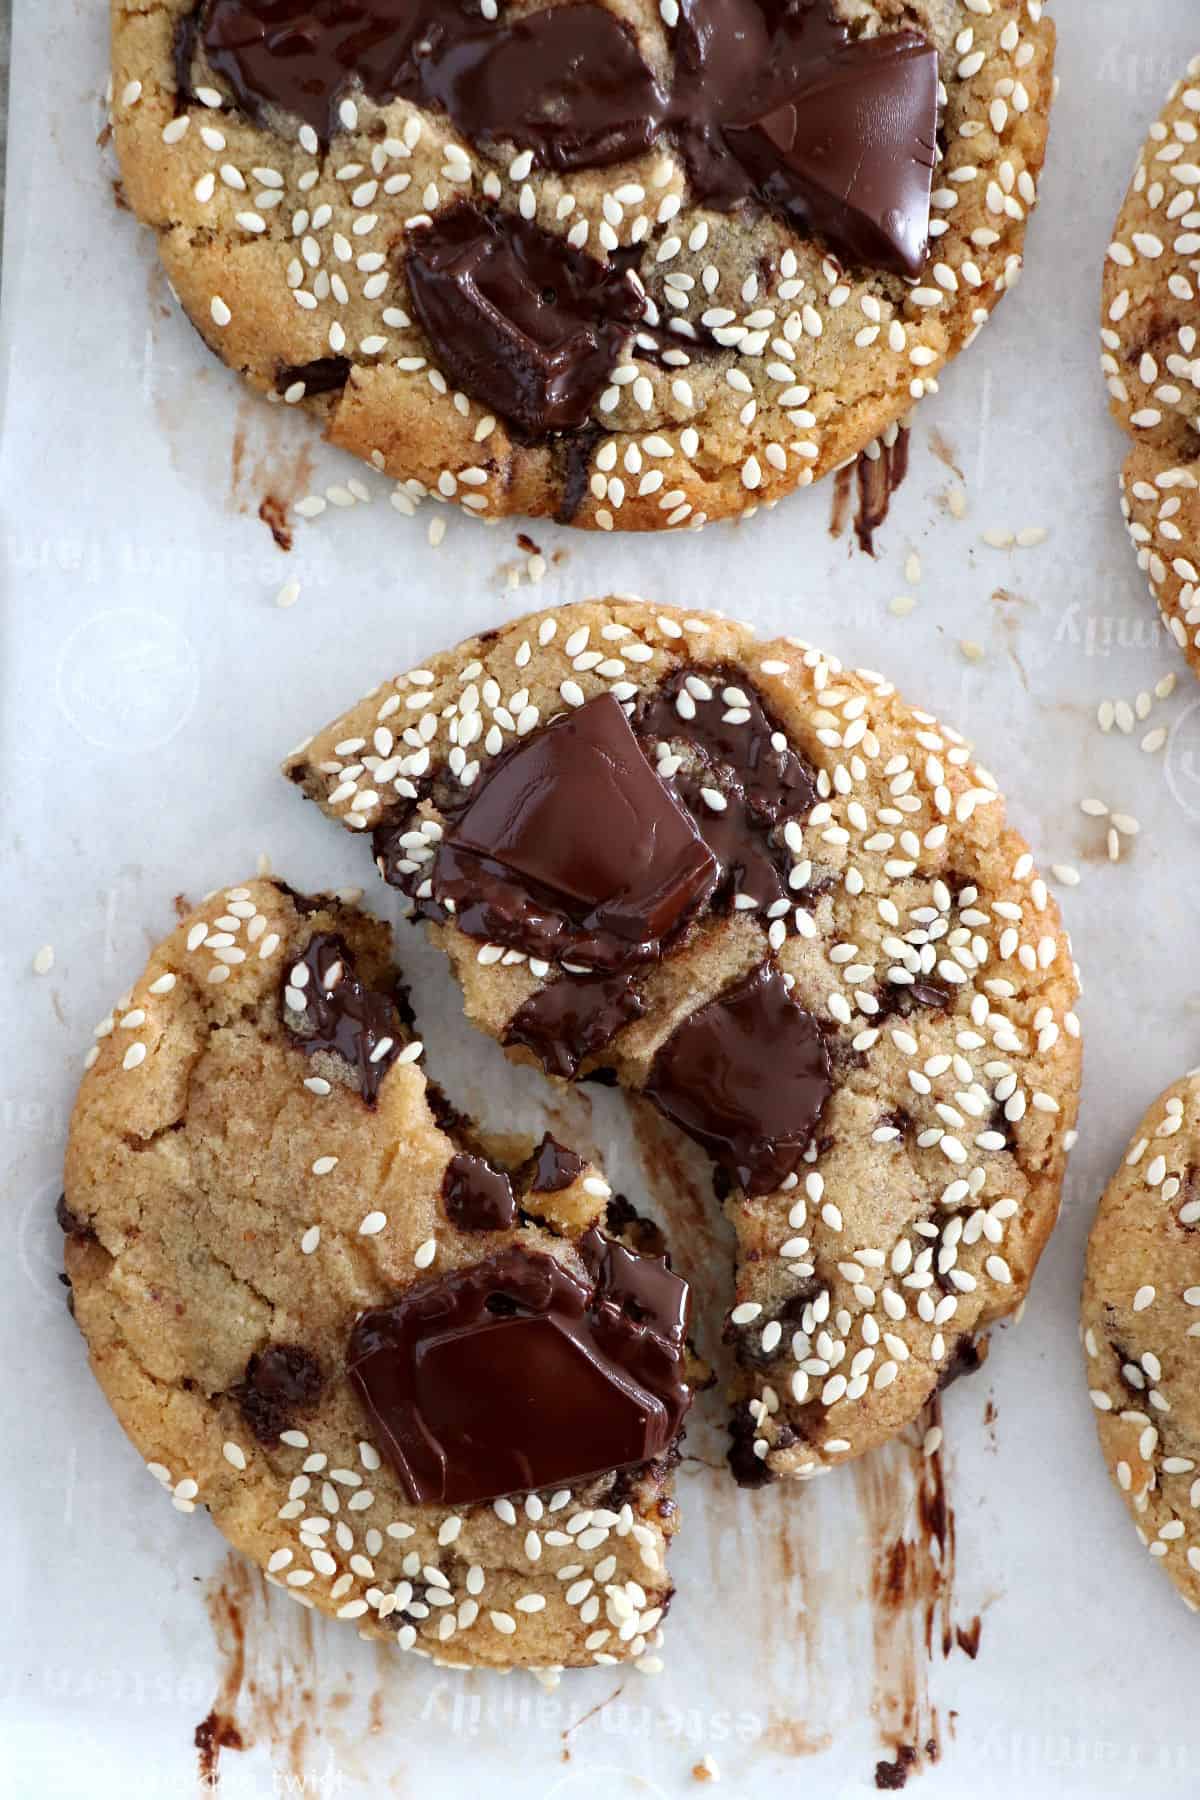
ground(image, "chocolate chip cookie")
xmin=284 ymin=596 xmax=1082 ymax=1482
xmin=1102 ymin=58 xmax=1200 ymax=681
xmin=63 ymin=878 xmax=698 ymax=1670
xmin=112 ymin=0 xmax=1056 ymax=530
xmin=1082 ymin=1073 xmax=1200 ymax=1610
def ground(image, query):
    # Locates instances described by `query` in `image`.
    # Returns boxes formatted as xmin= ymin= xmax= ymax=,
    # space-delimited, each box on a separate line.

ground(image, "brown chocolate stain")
xmin=854 ymin=1399 xmax=974 ymax=1789
xmin=561 ymin=1681 xmax=625 ymax=1745
xmin=199 ymin=1553 xmax=319 ymax=1790
xmin=927 ymin=428 xmax=964 ymax=482
xmin=853 ymin=429 xmax=910 ymax=555
xmin=629 ymin=1098 xmax=733 ymax=1362
xmin=226 ymin=396 xmax=316 ymax=549
xmin=829 ymin=461 xmax=855 ymax=540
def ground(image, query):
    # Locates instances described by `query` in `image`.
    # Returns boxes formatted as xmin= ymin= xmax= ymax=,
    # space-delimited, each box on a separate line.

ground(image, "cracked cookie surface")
xmin=1082 ymin=1072 xmax=1200 ymax=1610
xmin=63 ymin=877 xmax=692 ymax=1671
xmin=1102 ymin=56 xmax=1200 ymax=682
xmin=285 ymin=595 xmax=1082 ymax=1482
xmin=111 ymin=0 xmax=1055 ymax=531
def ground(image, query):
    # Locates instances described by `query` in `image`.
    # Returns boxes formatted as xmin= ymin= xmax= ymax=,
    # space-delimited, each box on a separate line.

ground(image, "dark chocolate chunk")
xmin=504 ymin=971 xmax=645 ymax=1080
xmin=233 ymin=1343 xmax=323 ymax=1445
xmin=428 ymin=692 xmax=717 ymax=971
xmin=637 ymin=664 xmax=818 ymax=914
xmin=727 ymin=1405 xmax=776 ymax=1488
xmin=275 ymin=355 xmax=350 ymax=397
xmin=441 ymin=1151 xmax=517 ymax=1231
xmin=347 ymin=1237 xmax=691 ymax=1505
xmin=282 ymin=931 xmax=404 ymax=1106
xmin=521 ymin=1132 xmax=587 ymax=1195
xmin=406 ymin=204 xmax=646 ymax=438
xmin=644 ymin=961 xmax=832 ymax=1195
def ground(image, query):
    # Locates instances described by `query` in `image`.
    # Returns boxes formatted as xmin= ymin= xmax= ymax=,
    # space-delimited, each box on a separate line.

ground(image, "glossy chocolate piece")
xmin=429 ymin=692 xmax=717 ymax=970
xmin=282 ymin=931 xmax=404 ymax=1105
xmin=406 ymin=205 xmax=646 ymax=438
xmin=644 ymin=961 xmax=832 ymax=1194
xmin=637 ymin=665 xmax=818 ymax=913
xmin=441 ymin=1151 xmax=517 ymax=1231
xmin=275 ymin=355 xmax=350 ymax=397
xmin=504 ymin=971 xmax=645 ymax=1080
xmin=347 ymin=1237 xmax=691 ymax=1504
xmin=523 ymin=1132 xmax=587 ymax=1194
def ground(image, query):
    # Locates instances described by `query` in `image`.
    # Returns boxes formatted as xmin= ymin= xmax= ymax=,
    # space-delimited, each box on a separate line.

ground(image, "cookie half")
xmin=112 ymin=1 xmax=1055 ymax=530
xmin=285 ymin=597 xmax=1082 ymax=1482
xmin=1082 ymin=1073 xmax=1200 ymax=1610
xmin=63 ymin=878 xmax=701 ymax=1670
xmin=1102 ymin=58 xmax=1200 ymax=680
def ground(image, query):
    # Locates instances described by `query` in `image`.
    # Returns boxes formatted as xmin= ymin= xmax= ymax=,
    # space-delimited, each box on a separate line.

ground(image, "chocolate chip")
xmin=347 ymin=1237 xmax=691 ymax=1505
xmin=644 ymin=961 xmax=832 ymax=1196
xmin=274 ymin=356 xmax=350 ymax=397
xmin=233 ymin=1343 xmax=323 ymax=1445
xmin=519 ymin=1133 xmax=587 ymax=1196
xmin=441 ymin=1151 xmax=517 ymax=1231
xmin=727 ymin=1407 xmax=776 ymax=1488
xmin=406 ymin=204 xmax=647 ymax=439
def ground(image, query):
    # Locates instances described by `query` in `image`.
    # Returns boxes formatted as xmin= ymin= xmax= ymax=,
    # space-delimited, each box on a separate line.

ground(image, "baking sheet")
xmin=6 ymin=3 xmax=1200 ymax=1795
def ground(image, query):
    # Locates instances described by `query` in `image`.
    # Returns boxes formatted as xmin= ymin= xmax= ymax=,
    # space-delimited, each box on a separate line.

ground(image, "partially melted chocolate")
xmin=282 ymin=931 xmax=404 ymax=1105
xmin=234 ymin=1343 xmax=323 ymax=1445
xmin=189 ymin=1 xmax=937 ymax=282
xmin=441 ymin=1150 xmax=517 ymax=1231
xmin=644 ymin=960 xmax=832 ymax=1194
xmin=522 ymin=1132 xmax=587 ymax=1194
xmin=504 ymin=970 xmax=646 ymax=1081
xmin=406 ymin=205 xmax=646 ymax=439
xmin=421 ymin=691 xmax=718 ymax=972
xmin=347 ymin=1235 xmax=691 ymax=1504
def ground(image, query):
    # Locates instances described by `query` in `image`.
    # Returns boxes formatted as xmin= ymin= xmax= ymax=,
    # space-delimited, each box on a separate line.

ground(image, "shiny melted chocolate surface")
xmin=347 ymin=1234 xmax=691 ymax=1503
xmin=282 ymin=931 xmax=404 ymax=1104
xmin=441 ymin=1150 xmax=518 ymax=1230
xmin=643 ymin=959 xmax=832 ymax=1194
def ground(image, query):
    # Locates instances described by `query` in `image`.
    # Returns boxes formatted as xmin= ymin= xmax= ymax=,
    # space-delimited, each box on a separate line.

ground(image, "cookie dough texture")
xmin=1103 ymin=57 xmax=1200 ymax=681
xmin=286 ymin=596 xmax=1082 ymax=1482
xmin=1082 ymin=1074 xmax=1200 ymax=1610
xmin=63 ymin=880 xmax=680 ymax=1671
xmin=111 ymin=0 xmax=1055 ymax=531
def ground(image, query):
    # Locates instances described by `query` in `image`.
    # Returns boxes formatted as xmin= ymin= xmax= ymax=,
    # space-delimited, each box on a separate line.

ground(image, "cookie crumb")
xmin=32 ymin=945 xmax=55 ymax=976
xmin=693 ymin=1753 xmax=721 ymax=1782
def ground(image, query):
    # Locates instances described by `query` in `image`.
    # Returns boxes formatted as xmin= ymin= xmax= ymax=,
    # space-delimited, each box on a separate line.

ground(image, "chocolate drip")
xmin=644 ymin=960 xmax=832 ymax=1195
xmin=441 ymin=1150 xmax=517 ymax=1230
xmin=282 ymin=931 xmax=405 ymax=1105
xmin=347 ymin=1236 xmax=691 ymax=1504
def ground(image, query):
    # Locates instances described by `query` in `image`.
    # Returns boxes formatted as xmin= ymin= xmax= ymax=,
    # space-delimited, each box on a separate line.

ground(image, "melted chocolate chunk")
xmin=282 ymin=932 xmax=405 ymax=1105
xmin=727 ymin=1405 xmax=776 ymax=1488
xmin=522 ymin=1132 xmax=587 ymax=1195
xmin=427 ymin=692 xmax=717 ymax=970
xmin=347 ymin=1237 xmax=691 ymax=1504
xmin=504 ymin=971 xmax=645 ymax=1080
xmin=275 ymin=355 xmax=350 ymax=397
xmin=191 ymin=1 xmax=937 ymax=286
xmin=637 ymin=665 xmax=818 ymax=913
xmin=234 ymin=1343 xmax=323 ymax=1445
xmin=644 ymin=961 xmax=832 ymax=1195
xmin=441 ymin=1151 xmax=517 ymax=1230
xmin=406 ymin=204 xmax=645 ymax=438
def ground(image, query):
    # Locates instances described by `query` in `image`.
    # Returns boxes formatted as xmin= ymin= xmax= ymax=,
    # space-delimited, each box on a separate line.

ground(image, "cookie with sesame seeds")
xmin=111 ymin=0 xmax=1055 ymax=532
xmin=284 ymin=595 xmax=1082 ymax=1484
xmin=1102 ymin=57 xmax=1200 ymax=681
xmin=62 ymin=877 xmax=701 ymax=1671
xmin=1081 ymin=1072 xmax=1200 ymax=1610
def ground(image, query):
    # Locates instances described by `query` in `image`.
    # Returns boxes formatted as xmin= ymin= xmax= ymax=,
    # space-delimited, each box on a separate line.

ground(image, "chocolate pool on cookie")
xmin=286 ymin=596 xmax=1083 ymax=1482
xmin=112 ymin=1 xmax=1056 ymax=529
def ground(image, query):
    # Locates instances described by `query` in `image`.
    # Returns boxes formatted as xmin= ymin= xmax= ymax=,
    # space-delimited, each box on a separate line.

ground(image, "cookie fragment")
xmin=1081 ymin=1073 xmax=1200 ymax=1610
